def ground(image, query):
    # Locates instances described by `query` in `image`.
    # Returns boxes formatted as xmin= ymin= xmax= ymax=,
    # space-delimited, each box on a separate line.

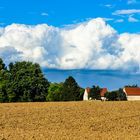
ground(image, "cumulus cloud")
xmin=0 ymin=18 xmax=140 ymax=72
xmin=113 ymin=9 xmax=140 ymax=15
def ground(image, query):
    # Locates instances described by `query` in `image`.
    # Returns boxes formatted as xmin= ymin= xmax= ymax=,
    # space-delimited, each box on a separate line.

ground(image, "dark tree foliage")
xmin=0 ymin=58 xmax=9 ymax=102
xmin=105 ymin=88 xmax=127 ymax=101
xmin=79 ymin=88 xmax=85 ymax=100
xmin=8 ymin=61 xmax=50 ymax=102
xmin=0 ymin=58 xmax=6 ymax=70
xmin=125 ymin=84 xmax=138 ymax=88
xmin=61 ymin=76 xmax=81 ymax=101
xmin=117 ymin=88 xmax=127 ymax=101
xmin=0 ymin=58 xmax=50 ymax=102
xmin=90 ymin=85 xmax=101 ymax=100
xmin=105 ymin=91 xmax=118 ymax=101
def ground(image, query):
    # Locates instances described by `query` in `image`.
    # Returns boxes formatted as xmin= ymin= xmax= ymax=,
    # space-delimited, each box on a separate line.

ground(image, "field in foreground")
xmin=0 ymin=101 xmax=140 ymax=140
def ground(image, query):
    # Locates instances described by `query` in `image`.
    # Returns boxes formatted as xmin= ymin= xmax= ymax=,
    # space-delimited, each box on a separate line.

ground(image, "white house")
xmin=123 ymin=87 xmax=140 ymax=101
xmin=83 ymin=87 xmax=90 ymax=101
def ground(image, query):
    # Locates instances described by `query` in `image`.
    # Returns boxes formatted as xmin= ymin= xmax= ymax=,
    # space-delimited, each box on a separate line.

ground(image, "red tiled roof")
xmin=86 ymin=87 xmax=90 ymax=94
xmin=100 ymin=88 xmax=107 ymax=97
xmin=124 ymin=87 xmax=140 ymax=96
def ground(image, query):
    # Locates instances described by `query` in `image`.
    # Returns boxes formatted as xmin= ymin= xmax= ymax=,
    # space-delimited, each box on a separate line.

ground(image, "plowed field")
xmin=0 ymin=101 xmax=140 ymax=140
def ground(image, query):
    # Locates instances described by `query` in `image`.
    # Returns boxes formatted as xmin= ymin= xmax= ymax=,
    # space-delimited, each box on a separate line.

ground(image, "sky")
xmin=0 ymin=0 xmax=140 ymax=89
xmin=0 ymin=0 xmax=140 ymax=33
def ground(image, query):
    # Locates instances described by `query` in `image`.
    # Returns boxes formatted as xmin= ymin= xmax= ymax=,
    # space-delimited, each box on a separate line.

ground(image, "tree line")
xmin=0 ymin=58 xmax=139 ymax=102
xmin=0 ymin=58 xmax=84 ymax=102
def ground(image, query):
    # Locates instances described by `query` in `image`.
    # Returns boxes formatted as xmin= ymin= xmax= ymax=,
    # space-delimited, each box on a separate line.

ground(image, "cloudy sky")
xmin=0 ymin=0 xmax=140 ymax=88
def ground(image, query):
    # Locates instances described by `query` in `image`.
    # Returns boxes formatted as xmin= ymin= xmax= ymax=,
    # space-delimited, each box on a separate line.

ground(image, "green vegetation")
xmin=0 ymin=59 xmax=50 ymax=102
xmin=105 ymin=88 xmax=127 ymax=101
xmin=61 ymin=76 xmax=82 ymax=101
xmin=0 ymin=58 xmax=138 ymax=102
xmin=0 ymin=58 xmax=83 ymax=102
xmin=46 ymin=83 xmax=63 ymax=101
xmin=90 ymin=85 xmax=101 ymax=100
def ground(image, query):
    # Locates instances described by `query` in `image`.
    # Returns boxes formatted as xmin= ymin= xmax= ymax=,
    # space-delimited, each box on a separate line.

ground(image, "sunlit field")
xmin=0 ymin=101 xmax=140 ymax=140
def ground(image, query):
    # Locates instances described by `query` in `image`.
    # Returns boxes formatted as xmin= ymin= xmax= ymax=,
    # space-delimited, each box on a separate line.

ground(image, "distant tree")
xmin=0 ymin=85 xmax=8 ymax=102
xmin=105 ymin=91 xmax=118 ymax=101
xmin=0 ymin=58 xmax=9 ymax=102
xmin=0 ymin=58 xmax=6 ymax=70
xmin=61 ymin=76 xmax=81 ymax=101
xmin=117 ymin=88 xmax=127 ymax=101
xmin=46 ymin=83 xmax=63 ymax=101
xmin=90 ymin=85 xmax=101 ymax=100
xmin=7 ymin=61 xmax=50 ymax=102
xmin=105 ymin=88 xmax=127 ymax=101
xmin=79 ymin=88 xmax=85 ymax=100
xmin=125 ymin=84 xmax=138 ymax=88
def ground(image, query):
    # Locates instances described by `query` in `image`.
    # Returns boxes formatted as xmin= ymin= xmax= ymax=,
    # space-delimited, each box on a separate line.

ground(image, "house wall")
xmin=101 ymin=97 xmax=106 ymax=101
xmin=83 ymin=89 xmax=88 ymax=101
xmin=123 ymin=88 xmax=140 ymax=101
xmin=127 ymin=96 xmax=140 ymax=101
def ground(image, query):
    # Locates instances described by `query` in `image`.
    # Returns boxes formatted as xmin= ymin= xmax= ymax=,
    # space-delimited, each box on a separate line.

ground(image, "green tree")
xmin=79 ymin=88 xmax=85 ymax=100
xmin=61 ymin=76 xmax=81 ymax=101
xmin=46 ymin=83 xmax=63 ymax=101
xmin=125 ymin=84 xmax=138 ymax=88
xmin=0 ymin=58 xmax=9 ymax=102
xmin=117 ymin=88 xmax=127 ymax=101
xmin=0 ymin=58 xmax=6 ymax=70
xmin=105 ymin=89 xmax=127 ymax=101
xmin=90 ymin=85 xmax=101 ymax=100
xmin=7 ymin=61 xmax=50 ymax=102
xmin=105 ymin=91 xmax=118 ymax=101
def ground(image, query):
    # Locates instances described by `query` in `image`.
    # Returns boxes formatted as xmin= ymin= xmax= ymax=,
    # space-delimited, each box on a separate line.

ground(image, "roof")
xmin=85 ymin=87 xmax=90 ymax=94
xmin=124 ymin=87 xmax=140 ymax=96
xmin=100 ymin=88 xmax=107 ymax=97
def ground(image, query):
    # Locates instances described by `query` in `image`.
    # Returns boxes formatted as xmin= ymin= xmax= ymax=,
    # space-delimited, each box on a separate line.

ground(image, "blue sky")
xmin=0 ymin=0 xmax=140 ymax=33
xmin=44 ymin=69 xmax=140 ymax=90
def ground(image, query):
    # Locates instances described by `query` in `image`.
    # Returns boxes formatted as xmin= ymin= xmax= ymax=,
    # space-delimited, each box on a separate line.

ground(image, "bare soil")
xmin=0 ymin=101 xmax=140 ymax=140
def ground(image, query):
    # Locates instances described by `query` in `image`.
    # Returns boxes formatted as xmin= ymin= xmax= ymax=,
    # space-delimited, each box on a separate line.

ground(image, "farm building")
xmin=100 ymin=88 xmax=108 ymax=101
xmin=83 ymin=87 xmax=90 ymax=100
xmin=83 ymin=87 xmax=108 ymax=101
xmin=123 ymin=87 xmax=140 ymax=101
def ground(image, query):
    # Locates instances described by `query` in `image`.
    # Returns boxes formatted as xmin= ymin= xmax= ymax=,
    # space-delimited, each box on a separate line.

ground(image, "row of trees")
xmin=0 ymin=58 xmax=84 ymax=102
xmin=88 ymin=86 xmax=127 ymax=101
xmin=0 ymin=58 xmax=139 ymax=102
xmin=105 ymin=89 xmax=127 ymax=101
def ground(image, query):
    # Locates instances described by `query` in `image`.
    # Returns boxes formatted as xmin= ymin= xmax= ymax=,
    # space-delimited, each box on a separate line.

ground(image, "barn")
xmin=83 ymin=87 xmax=108 ymax=101
xmin=123 ymin=87 xmax=140 ymax=101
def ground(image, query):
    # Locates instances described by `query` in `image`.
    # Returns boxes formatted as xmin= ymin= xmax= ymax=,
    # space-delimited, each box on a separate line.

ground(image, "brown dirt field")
xmin=0 ymin=101 xmax=140 ymax=140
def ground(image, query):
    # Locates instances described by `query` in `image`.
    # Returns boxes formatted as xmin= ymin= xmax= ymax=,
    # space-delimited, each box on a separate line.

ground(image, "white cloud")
xmin=113 ymin=9 xmax=140 ymax=15
xmin=102 ymin=18 xmax=113 ymax=21
xmin=118 ymin=33 xmax=140 ymax=71
xmin=104 ymin=4 xmax=114 ymax=8
xmin=41 ymin=12 xmax=48 ymax=16
xmin=0 ymin=18 xmax=140 ymax=72
xmin=128 ymin=15 xmax=139 ymax=22
xmin=115 ymin=19 xmax=124 ymax=23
